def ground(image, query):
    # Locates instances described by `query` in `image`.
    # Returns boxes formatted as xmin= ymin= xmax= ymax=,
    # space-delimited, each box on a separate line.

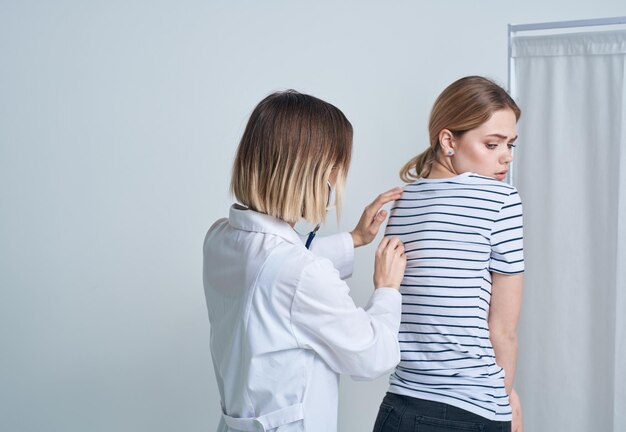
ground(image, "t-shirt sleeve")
xmin=489 ymin=188 xmax=524 ymax=274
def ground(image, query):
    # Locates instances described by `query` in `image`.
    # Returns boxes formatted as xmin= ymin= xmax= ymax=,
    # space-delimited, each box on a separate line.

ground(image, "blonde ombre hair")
xmin=231 ymin=90 xmax=353 ymax=224
xmin=401 ymin=76 xmax=521 ymax=182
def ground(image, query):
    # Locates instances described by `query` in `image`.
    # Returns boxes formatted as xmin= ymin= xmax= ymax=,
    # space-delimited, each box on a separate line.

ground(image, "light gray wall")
xmin=1 ymin=1 xmax=623 ymax=431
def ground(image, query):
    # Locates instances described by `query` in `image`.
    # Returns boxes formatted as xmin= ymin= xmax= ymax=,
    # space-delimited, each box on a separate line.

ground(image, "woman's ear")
xmin=439 ymin=129 xmax=455 ymax=156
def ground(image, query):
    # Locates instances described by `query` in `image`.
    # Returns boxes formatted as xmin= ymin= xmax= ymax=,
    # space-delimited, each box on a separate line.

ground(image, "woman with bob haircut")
xmin=373 ymin=76 xmax=524 ymax=432
xmin=203 ymin=90 xmax=407 ymax=432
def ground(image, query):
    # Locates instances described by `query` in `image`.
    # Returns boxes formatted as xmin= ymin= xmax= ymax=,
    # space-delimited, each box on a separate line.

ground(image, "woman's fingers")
xmin=368 ymin=209 xmax=388 ymax=234
xmin=374 ymin=236 xmax=406 ymax=289
xmin=376 ymin=236 xmax=390 ymax=256
xmin=385 ymin=237 xmax=405 ymax=257
xmin=366 ymin=187 xmax=403 ymax=217
xmin=352 ymin=187 xmax=404 ymax=247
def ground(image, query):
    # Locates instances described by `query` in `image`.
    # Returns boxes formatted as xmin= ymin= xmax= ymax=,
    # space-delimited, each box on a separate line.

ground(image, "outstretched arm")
xmin=292 ymin=237 xmax=406 ymax=379
xmin=489 ymin=272 xmax=523 ymax=393
xmin=489 ymin=272 xmax=523 ymax=431
xmin=310 ymin=187 xmax=403 ymax=279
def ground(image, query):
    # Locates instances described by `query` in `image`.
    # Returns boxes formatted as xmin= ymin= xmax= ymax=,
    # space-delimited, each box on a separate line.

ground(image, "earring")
xmin=447 ymin=150 xmax=454 ymax=156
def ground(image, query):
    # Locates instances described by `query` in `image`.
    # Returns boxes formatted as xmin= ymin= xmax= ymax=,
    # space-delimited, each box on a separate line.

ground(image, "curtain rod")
xmin=507 ymin=15 xmax=626 ymax=185
xmin=507 ymin=15 xmax=626 ymax=98
xmin=506 ymin=15 xmax=626 ymax=184
xmin=509 ymin=16 xmax=626 ymax=33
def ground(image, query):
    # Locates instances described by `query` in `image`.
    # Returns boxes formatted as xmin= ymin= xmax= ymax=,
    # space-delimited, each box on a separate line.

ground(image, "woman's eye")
xmin=508 ymin=143 xmax=517 ymax=149
xmin=486 ymin=144 xmax=498 ymax=149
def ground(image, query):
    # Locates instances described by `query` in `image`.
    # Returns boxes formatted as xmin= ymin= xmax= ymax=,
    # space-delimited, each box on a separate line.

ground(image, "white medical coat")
xmin=203 ymin=205 xmax=401 ymax=432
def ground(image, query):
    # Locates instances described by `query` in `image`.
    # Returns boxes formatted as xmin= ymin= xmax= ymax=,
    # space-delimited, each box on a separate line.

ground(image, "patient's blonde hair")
xmin=231 ymin=90 xmax=352 ymax=224
xmin=401 ymin=76 xmax=521 ymax=182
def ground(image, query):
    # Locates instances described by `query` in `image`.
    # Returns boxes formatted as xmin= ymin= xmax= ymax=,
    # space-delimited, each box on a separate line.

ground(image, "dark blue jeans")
xmin=373 ymin=392 xmax=511 ymax=432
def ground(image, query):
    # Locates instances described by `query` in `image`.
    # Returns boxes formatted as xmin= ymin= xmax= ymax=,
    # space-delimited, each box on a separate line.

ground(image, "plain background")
xmin=1 ymin=1 xmax=624 ymax=431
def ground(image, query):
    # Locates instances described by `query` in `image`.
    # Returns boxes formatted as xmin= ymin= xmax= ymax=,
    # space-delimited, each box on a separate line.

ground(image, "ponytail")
xmin=400 ymin=146 xmax=438 ymax=183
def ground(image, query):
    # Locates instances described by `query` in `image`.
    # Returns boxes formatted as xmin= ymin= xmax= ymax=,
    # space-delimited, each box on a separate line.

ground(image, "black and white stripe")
xmin=386 ymin=172 xmax=524 ymax=421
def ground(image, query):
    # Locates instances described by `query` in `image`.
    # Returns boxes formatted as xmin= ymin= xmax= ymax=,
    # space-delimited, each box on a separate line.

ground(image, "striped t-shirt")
xmin=385 ymin=172 xmax=524 ymax=421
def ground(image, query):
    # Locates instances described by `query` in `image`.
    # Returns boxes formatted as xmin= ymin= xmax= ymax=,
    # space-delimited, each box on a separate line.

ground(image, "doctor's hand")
xmin=350 ymin=187 xmax=403 ymax=248
xmin=374 ymin=237 xmax=406 ymax=289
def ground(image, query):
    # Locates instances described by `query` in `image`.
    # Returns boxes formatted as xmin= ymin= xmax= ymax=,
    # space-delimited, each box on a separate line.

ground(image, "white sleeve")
xmin=308 ymin=232 xmax=354 ymax=280
xmin=290 ymin=258 xmax=401 ymax=380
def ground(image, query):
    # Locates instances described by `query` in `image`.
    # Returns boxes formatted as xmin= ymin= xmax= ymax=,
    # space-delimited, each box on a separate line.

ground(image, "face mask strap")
xmin=326 ymin=180 xmax=336 ymax=211
xmin=306 ymin=181 xmax=334 ymax=249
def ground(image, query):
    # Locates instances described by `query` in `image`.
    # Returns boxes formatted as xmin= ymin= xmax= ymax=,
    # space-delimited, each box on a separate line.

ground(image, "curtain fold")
xmin=511 ymin=29 xmax=626 ymax=432
xmin=615 ymin=59 xmax=626 ymax=432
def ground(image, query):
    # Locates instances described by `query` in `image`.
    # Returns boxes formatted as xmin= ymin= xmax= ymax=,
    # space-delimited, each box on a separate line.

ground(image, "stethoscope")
xmin=304 ymin=224 xmax=321 ymax=249
xmin=297 ymin=181 xmax=335 ymax=250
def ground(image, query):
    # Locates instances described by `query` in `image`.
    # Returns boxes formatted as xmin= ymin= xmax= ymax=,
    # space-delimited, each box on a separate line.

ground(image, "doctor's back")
xmin=202 ymin=90 xmax=406 ymax=432
xmin=203 ymin=210 xmax=318 ymax=430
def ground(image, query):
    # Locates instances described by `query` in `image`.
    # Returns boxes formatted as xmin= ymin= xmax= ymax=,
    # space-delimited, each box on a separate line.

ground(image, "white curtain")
xmin=511 ymin=30 xmax=626 ymax=431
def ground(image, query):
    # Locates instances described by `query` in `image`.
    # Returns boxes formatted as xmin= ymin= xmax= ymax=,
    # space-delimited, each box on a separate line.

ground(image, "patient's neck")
xmin=426 ymin=160 xmax=459 ymax=179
